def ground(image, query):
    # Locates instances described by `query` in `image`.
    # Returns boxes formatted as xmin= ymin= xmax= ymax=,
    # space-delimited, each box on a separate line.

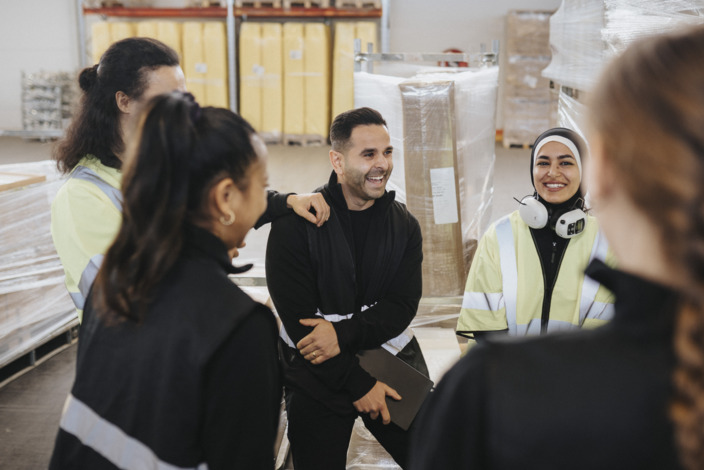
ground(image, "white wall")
xmin=0 ymin=0 xmax=562 ymax=130
xmin=0 ymin=0 xmax=79 ymax=130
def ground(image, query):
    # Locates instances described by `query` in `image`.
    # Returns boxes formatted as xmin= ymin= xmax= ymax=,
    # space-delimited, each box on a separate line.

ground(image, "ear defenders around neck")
xmin=518 ymin=196 xmax=587 ymax=239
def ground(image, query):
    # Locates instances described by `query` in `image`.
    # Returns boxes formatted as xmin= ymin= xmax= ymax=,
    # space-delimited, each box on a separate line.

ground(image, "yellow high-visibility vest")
xmin=51 ymin=156 xmax=123 ymax=322
xmin=457 ymin=210 xmax=615 ymax=340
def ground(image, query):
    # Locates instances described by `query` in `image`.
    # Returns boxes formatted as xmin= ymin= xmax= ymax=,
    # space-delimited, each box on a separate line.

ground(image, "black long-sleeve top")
xmin=266 ymin=171 xmax=423 ymax=405
xmin=50 ymin=225 xmax=281 ymax=470
xmin=410 ymin=260 xmax=681 ymax=469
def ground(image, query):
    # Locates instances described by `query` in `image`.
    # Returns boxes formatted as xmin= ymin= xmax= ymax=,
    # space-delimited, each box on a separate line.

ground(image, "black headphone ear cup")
xmin=519 ymin=197 xmax=548 ymax=229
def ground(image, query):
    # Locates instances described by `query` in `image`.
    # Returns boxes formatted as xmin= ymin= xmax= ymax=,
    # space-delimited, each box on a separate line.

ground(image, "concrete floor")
xmin=0 ymin=135 xmax=530 ymax=469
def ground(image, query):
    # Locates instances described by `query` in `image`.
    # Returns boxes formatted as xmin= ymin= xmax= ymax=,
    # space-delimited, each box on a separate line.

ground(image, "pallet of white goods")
xmin=258 ymin=131 xmax=283 ymax=145
xmin=283 ymin=133 xmax=326 ymax=146
xmin=283 ymin=0 xmax=330 ymax=8
xmin=236 ymin=0 xmax=282 ymax=7
xmin=336 ymin=0 xmax=380 ymax=8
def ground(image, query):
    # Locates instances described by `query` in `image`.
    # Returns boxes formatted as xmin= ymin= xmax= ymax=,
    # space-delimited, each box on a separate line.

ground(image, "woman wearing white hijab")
xmin=456 ymin=127 xmax=615 ymax=344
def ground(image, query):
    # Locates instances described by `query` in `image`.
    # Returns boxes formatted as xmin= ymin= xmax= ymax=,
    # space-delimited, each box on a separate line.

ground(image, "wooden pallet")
xmin=502 ymin=140 xmax=533 ymax=149
xmin=235 ymin=0 xmax=282 ymax=7
xmin=283 ymin=133 xmax=327 ymax=146
xmin=258 ymin=131 xmax=283 ymax=145
xmin=335 ymin=0 xmax=381 ymax=8
xmin=283 ymin=0 xmax=330 ymax=8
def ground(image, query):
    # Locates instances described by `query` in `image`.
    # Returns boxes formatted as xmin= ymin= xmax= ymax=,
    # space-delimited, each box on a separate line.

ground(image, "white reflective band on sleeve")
xmin=71 ymin=165 xmax=123 ymax=211
xmin=78 ymin=254 xmax=104 ymax=300
xmin=279 ymin=305 xmax=413 ymax=356
xmin=462 ymin=292 xmax=505 ymax=312
xmin=59 ymin=394 xmax=208 ymax=470
xmin=495 ymin=217 xmax=519 ymax=336
xmin=579 ymin=230 xmax=610 ymax=324
xmin=69 ymin=292 xmax=85 ymax=310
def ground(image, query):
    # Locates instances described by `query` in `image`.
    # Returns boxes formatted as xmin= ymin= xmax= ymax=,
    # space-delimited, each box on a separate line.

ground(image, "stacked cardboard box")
xmin=502 ymin=10 xmax=555 ymax=148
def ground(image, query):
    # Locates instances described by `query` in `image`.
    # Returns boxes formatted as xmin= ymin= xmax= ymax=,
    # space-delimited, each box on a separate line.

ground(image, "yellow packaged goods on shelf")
xmin=182 ymin=22 xmax=207 ymax=104
xmin=110 ymin=22 xmax=134 ymax=43
xmin=91 ymin=21 xmax=112 ymax=64
xmin=156 ymin=22 xmax=182 ymax=61
xmin=261 ymin=23 xmax=283 ymax=141
xmin=203 ymin=22 xmax=228 ymax=108
xmin=283 ymin=23 xmax=305 ymax=136
xmin=136 ymin=21 xmax=158 ymax=39
xmin=331 ymin=22 xmax=355 ymax=121
xmin=239 ymin=22 xmax=262 ymax=130
xmin=355 ymin=21 xmax=378 ymax=53
xmin=303 ymin=23 xmax=330 ymax=139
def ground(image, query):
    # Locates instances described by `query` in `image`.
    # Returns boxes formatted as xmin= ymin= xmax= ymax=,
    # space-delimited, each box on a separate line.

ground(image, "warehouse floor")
xmin=0 ymin=135 xmax=530 ymax=469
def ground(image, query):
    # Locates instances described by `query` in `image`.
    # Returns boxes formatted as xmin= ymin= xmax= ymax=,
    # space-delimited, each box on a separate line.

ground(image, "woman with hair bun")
xmin=52 ymin=37 xmax=329 ymax=320
xmin=410 ymin=26 xmax=704 ymax=470
xmin=50 ymin=92 xmax=281 ymax=469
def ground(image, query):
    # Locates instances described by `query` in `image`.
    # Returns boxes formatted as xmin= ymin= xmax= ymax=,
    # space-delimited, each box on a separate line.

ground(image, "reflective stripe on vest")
xmin=495 ymin=216 xmax=612 ymax=335
xmin=280 ymin=305 xmax=414 ymax=356
xmin=461 ymin=291 xmax=505 ymax=312
xmin=71 ymin=165 xmax=123 ymax=211
xmin=578 ymin=230 xmax=615 ymax=323
xmin=59 ymin=394 xmax=208 ymax=470
xmin=495 ymin=217 xmax=519 ymax=335
xmin=69 ymin=253 xmax=104 ymax=310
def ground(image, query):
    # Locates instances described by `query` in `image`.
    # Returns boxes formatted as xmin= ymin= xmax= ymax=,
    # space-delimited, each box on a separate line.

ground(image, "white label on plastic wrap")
xmin=289 ymin=50 xmax=303 ymax=60
xmin=195 ymin=62 xmax=208 ymax=74
xmin=253 ymin=64 xmax=265 ymax=76
xmin=430 ymin=167 xmax=459 ymax=225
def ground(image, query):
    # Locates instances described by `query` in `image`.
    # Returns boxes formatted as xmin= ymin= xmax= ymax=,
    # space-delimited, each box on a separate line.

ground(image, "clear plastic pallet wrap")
xmin=354 ymin=65 xmax=499 ymax=300
xmin=544 ymin=0 xmax=704 ymax=94
xmin=503 ymin=10 xmax=556 ymax=147
xmin=0 ymin=161 xmax=76 ymax=369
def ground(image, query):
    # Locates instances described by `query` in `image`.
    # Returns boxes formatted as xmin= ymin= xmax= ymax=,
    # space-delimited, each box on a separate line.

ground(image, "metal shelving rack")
xmin=77 ymin=0 xmax=389 ymax=113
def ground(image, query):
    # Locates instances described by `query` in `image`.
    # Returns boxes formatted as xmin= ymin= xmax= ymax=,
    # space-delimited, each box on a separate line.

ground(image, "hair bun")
xmin=78 ymin=64 xmax=99 ymax=92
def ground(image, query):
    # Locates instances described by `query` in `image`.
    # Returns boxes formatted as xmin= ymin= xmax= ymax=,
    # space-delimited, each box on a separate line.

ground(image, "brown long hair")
xmin=92 ymin=92 xmax=258 ymax=322
xmin=53 ymin=38 xmax=179 ymax=173
xmin=590 ymin=26 xmax=704 ymax=470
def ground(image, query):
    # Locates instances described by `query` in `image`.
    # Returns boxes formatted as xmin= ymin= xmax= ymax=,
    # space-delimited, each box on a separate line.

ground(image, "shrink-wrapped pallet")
xmin=303 ymin=23 xmax=331 ymax=139
xmin=283 ymin=23 xmax=305 ymax=137
xmin=0 ymin=162 xmax=76 ymax=368
xmin=401 ymin=81 xmax=465 ymax=297
xmin=355 ymin=66 xmax=499 ymax=297
xmin=110 ymin=22 xmax=135 ymax=44
xmin=203 ymin=22 xmax=228 ymax=108
xmin=332 ymin=22 xmax=377 ymax=122
xmin=183 ymin=22 xmax=208 ymax=104
xmin=91 ymin=21 xmax=112 ymax=64
xmin=136 ymin=21 xmax=158 ymax=39
xmin=260 ymin=23 xmax=283 ymax=141
xmin=502 ymin=10 xmax=555 ymax=148
xmin=157 ymin=21 xmax=182 ymax=61
xmin=239 ymin=23 xmax=263 ymax=130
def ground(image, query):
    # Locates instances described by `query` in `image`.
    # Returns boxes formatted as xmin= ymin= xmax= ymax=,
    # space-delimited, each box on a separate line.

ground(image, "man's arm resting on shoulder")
xmin=254 ymin=190 xmax=330 ymax=229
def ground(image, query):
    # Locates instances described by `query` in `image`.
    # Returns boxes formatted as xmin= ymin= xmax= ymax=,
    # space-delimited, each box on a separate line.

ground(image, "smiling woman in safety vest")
xmin=457 ymin=127 xmax=615 ymax=343
xmin=51 ymin=38 xmax=329 ymax=322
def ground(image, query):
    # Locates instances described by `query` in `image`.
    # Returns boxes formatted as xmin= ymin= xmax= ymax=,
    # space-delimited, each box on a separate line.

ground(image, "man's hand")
xmin=297 ymin=318 xmax=340 ymax=364
xmin=352 ymin=381 xmax=402 ymax=425
xmin=287 ymin=193 xmax=330 ymax=227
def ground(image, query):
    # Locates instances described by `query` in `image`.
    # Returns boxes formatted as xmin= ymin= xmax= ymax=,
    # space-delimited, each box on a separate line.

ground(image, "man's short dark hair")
xmin=330 ymin=107 xmax=387 ymax=153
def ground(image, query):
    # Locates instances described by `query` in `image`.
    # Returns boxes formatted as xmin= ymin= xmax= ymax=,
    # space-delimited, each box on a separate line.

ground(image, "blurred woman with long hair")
xmin=410 ymin=26 xmax=704 ymax=470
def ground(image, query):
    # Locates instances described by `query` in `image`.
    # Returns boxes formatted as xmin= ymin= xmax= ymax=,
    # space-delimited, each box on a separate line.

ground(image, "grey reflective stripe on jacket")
xmin=66 ymin=165 xmax=123 ymax=310
xmin=69 ymin=254 xmax=104 ymax=310
xmin=495 ymin=217 xmax=613 ymax=335
xmin=59 ymin=394 xmax=208 ymax=470
xmin=71 ymin=165 xmax=123 ymax=211
xmin=280 ymin=305 xmax=414 ymax=356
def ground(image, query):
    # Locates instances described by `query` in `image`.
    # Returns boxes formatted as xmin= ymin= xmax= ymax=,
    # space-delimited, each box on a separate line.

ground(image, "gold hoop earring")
xmin=219 ymin=210 xmax=235 ymax=226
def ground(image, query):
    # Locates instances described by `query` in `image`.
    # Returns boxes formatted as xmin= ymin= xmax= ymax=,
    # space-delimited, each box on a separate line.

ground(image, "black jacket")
xmin=50 ymin=225 xmax=281 ymax=470
xmin=266 ymin=171 xmax=426 ymax=413
xmin=410 ymin=260 xmax=682 ymax=469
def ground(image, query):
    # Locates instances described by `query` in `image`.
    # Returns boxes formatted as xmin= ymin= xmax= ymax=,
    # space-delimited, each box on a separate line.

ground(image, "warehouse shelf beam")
xmin=81 ymin=6 xmax=382 ymax=19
